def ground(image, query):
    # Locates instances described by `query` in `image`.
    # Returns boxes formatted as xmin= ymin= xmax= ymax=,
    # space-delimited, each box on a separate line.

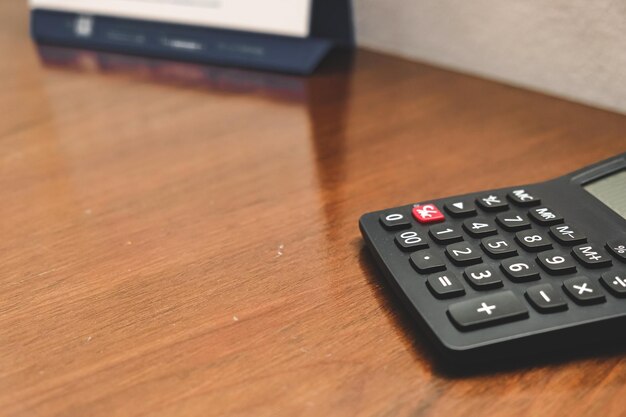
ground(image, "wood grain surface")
xmin=2 ymin=1 xmax=626 ymax=416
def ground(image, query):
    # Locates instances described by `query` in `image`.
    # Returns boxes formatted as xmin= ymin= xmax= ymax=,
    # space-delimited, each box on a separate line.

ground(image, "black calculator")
xmin=360 ymin=152 xmax=626 ymax=363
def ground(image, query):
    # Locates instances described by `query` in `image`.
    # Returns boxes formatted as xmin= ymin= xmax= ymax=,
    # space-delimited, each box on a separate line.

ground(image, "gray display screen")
xmin=584 ymin=170 xmax=626 ymax=220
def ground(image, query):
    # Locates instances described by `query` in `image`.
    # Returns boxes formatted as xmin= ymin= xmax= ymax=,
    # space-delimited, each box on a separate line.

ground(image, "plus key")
xmin=447 ymin=291 xmax=528 ymax=330
xmin=412 ymin=204 xmax=445 ymax=224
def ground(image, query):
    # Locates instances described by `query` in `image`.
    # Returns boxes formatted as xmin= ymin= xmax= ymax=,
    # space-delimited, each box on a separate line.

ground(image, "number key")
xmin=463 ymin=265 xmax=503 ymax=290
xmin=445 ymin=242 xmax=482 ymax=266
xmin=500 ymin=256 xmax=540 ymax=282
xmin=480 ymin=236 xmax=518 ymax=259
xmin=379 ymin=212 xmax=411 ymax=230
xmin=515 ymin=229 xmax=552 ymax=252
xmin=496 ymin=213 xmax=531 ymax=231
xmin=537 ymin=250 xmax=577 ymax=275
xmin=395 ymin=230 xmax=428 ymax=251
xmin=463 ymin=218 xmax=498 ymax=238
xmin=429 ymin=224 xmax=463 ymax=244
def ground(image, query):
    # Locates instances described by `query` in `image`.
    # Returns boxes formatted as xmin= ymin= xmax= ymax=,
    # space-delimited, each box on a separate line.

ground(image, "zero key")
xmin=380 ymin=212 xmax=411 ymax=230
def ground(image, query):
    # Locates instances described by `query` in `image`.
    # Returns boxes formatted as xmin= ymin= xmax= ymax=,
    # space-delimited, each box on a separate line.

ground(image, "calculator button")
xmin=380 ymin=212 xmax=411 ymax=230
xmin=429 ymin=224 xmax=463 ymax=244
xmin=427 ymin=272 xmax=466 ymax=299
xmin=480 ymin=236 xmax=518 ymax=259
xmin=600 ymin=271 xmax=626 ymax=298
xmin=515 ymin=229 xmax=553 ymax=252
xmin=476 ymin=194 xmax=509 ymax=212
xmin=395 ymin=230 xmax=429 ymax=251
xmin=410 ymin=251 xmax=446 ymax=273
xmin=463 ymin=265 xmax=503 ymax=290
xmin=500 ymin=256 xmax=540 ymax=282
xmin=463 ymin=218 xmax=498 ymax=238
xmin=549 ymin=224 xmax=587 ymax=245
xmin=412 ymin=204 xmax=445 ymax=224
xmin=537 ymin=250 xmax=577 ymax=275
xmin=525 ymin=284 xmax=568 ymax=313
xmin=571 ymin=244 xmax=612 ymax=268
xmin=496 ymin=213 xmax=531 ymax=231
xmin=447 ymin=291 xmax=528 ymax=330
xmin=562 ymin=276 xmax=606 ymax=305
xmin=445 ymin=242 xmax=482 ymax=266
xmin=606 ymin=239 xmax=626 ymax=262
xmin=507 ymin=189 xmax=541 ymax=207
xmin=444 ymin=201 xmax=477 ymax=218
xmin=528 ymin=207 xmax=563 ymax=226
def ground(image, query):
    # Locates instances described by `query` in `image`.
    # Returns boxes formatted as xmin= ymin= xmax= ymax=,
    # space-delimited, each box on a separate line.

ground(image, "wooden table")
xmin=2 ymin=1 xmax=626 ymax=416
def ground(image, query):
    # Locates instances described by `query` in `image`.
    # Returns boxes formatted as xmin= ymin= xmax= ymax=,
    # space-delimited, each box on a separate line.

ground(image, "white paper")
xmin=29 ymin=0 xmax=312 ymax=38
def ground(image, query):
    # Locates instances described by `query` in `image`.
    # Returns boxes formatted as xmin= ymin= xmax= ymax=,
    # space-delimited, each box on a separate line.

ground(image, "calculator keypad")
xmin=364 ymin=185 xmax=625 ymax=339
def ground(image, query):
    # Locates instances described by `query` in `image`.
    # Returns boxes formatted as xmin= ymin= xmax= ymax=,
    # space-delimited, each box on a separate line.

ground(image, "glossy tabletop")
xmin=2 ymin=1 xmax=626 ymax=416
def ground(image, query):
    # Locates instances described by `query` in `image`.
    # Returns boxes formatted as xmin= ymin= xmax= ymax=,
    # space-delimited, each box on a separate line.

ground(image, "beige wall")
xmin=354 ymin=0 xmax=626 ymax=114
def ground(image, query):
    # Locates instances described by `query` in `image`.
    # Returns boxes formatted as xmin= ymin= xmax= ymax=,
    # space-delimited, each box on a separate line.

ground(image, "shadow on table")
xmin=356 ymin=241 xmax=626 ymax=378
xmin=36 ymin=44 xmax=353 ymax=104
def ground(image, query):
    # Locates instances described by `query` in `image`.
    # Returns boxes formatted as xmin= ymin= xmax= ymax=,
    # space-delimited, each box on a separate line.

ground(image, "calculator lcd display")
xmin=583 ymin=170 xmax=626 ymax=220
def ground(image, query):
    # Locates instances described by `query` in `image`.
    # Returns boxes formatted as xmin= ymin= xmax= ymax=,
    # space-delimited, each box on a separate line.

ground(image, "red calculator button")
xmin=412 ymin=204 xmax=445 ymax=224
